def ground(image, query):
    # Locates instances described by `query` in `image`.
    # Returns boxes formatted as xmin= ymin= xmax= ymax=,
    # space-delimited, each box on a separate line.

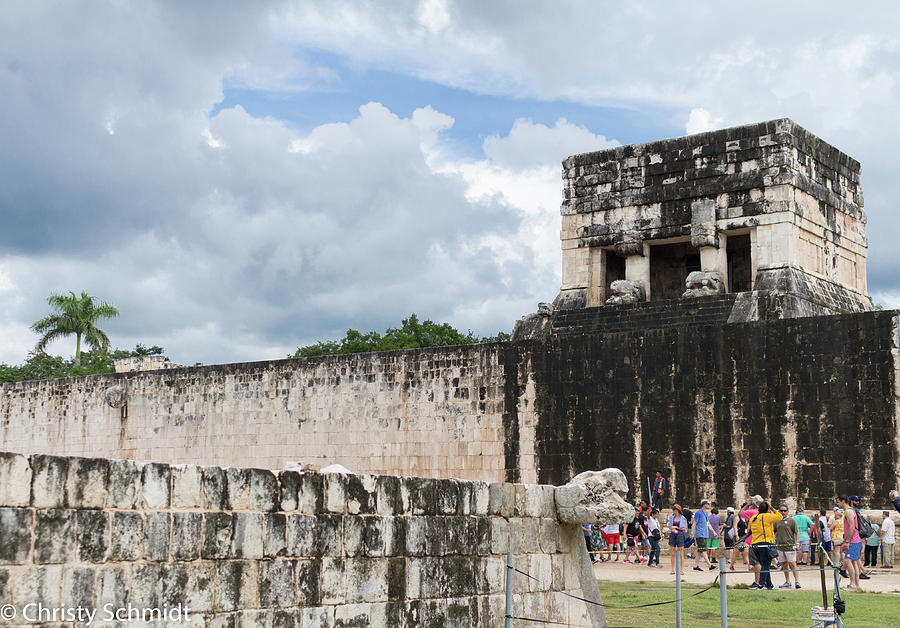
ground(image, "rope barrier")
xmin=506 ymin=564 xmax=719 ymax=610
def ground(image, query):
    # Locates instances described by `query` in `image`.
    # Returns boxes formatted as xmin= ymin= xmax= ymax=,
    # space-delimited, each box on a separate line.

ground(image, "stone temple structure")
xmin=2 ymin=119 xmax=897 ymax=510
xmin=555 ymin=118 xmax=869 ymax=318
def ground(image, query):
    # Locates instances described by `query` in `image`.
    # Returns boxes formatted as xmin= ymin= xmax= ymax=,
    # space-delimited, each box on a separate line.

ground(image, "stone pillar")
xmin=700 ymin=232 xmax=729 ymax=288
xmin=623 ymin=242 xmax=651 ymax=301
xmin=749 ymin=228 xmax=758 ymax=289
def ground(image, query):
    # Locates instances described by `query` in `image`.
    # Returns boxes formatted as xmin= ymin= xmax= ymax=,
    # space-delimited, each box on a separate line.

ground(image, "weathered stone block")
xmin=31 ymin=454 xmax=68 ymax=508
xmin=475 ymin=517 xmax=492 ymax=556
xmin=383 ymin=517 xmax=406 ymax=557
xmin=272 ymin=609 xmax=301 ymax=628
xmin=108 ymin=459 xmax=141 ymax=508
xmin=0 ymin=452 xmax=31 ymax=507
xmin=141 ymin=462 xmax=171 ymax=509
xmin=143 ymin=511 xmax=171 ymax=561
xmin=76 ymin=509 xmax=109 ymax=562
xmin=130 ymin=563 xmax=161 ymax=608
xmin=66 ymin=457 xmax=109 ymax=508
xmin=215 ymin=560 xmax=259 ymax=612
xmin=539 ymin=518 xmax=558 ymax=553
xmin=346 ymin=474 xmax=376 ymax=515
xmin=286 ymin=514 xmax=315 ymax=557
xmin=479 ymin=556 xmax=505 ymax=593
xmin=500 ymin=483 xmax=516 ymax=518
xmin=95 ymin=565 xmax=127 ymax=609
xmin=490 ymin=517 xmax=508 ymax=555
xmin=295 ymin=558 xmax=321 ymax=606
xmin=470 ymin=480 xmax=490 ymax=516
xmin=364 ymin=516 xmax=385 ymax=557
xmin=232 ymin=512 xmax=264 ymax=559
xmin=11 ymin=565 xmax=62 ymax=609
xmin=61 ymin=566 xmax=94 ymax=607
xmin=237 ymin=609 xmax=272 ymax=628
xmin=0 ymin=507 xmax=32 ymax=564
xmin=405 ymin=516 xmax=426 ymax=556
xmin=386 ymin=557 xmax=406 ymax=601
xmin=250 ymin=468 xmax=279 ymax=512
xmin=278 ymin=470 xmax=301 ymax=511
xmin=375 ymin=474 xmax=402 ymax=516
xmin=35 ymin=509 xmax=74 ymax=563
xmin=436 ymin=479 xmax=459 ymax=515
xmin=226 ymin=467 xmax=251 ymax=511
xmin=264 ymin=513 xmax=287 ymax=558
xmin=324 ymin=473 xmax=347 ymax=514
xmin=202 ymin=512 xmax=233 ymax=559
xmin=540 ymin=485 xmax=555 ymax=518
xmin=297 ymin=472 xmax=324 ymax=515
xmin=300 ymin=606 xmax=333 ymax=628
xmin=171 ymin=512 xmax=202 ymax=560
xmin=172 ymin=464 xmax=203 ymax=508
xmin=405 ymin=477 xmax=437 ymax=515
xmin=202 ymin=465 xmax=228 ymax=510
xmin=321 ymin=557 xmax=388 ymax=604
xmin=110 ymin=511 xmax=143 ymax=561
xmin=259 ymin=559 xmax=294 ymax=608
xmin=487 ymin=482 xmax=503 ymax=515
xmin=161 ymin=562 xmax=212 ymax=610
xmin=343 ymin=515 xmax=365 ymax=557
xmin=317 ymin=514 xmax=343 ymax=556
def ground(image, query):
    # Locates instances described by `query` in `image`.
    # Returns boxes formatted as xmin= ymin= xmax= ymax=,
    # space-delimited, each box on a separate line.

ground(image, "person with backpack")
xmin=652 ymin=470 xmax=666 ymax=510
xmin=723 ymin=506 xmax=737 ymax=568
xmin=851 ymin=495 xmax=875 ymax=578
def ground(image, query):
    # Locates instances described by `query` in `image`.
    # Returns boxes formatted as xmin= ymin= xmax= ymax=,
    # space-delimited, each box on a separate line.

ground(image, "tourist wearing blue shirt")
xmin=692 ymin=499 xmax=716 ymax=571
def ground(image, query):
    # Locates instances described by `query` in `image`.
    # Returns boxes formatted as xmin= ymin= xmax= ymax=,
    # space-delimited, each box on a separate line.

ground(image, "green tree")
xmin=0 ymin=344 xmax=167 ymax=383
xmin=30 ymin=291 xmax=120 ymax=364
xmin=290 ymin=314 xmax=511 ymax=358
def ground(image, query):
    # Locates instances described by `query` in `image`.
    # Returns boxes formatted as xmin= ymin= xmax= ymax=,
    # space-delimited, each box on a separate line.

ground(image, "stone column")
xmin=700 ymin=232 xmax=729 ymax=287
xmin=749 ymin=228 xmax=758 ymax=289
xmin=623 ymin=242 xmax=651 ymax=301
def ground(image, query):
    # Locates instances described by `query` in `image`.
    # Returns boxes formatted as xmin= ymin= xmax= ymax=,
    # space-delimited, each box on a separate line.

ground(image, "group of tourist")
xmin=582 ymin=473 xmax=900 ymax=592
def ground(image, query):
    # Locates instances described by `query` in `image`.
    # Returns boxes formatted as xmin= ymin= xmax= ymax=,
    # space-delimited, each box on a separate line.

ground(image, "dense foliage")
xmin=0 ymin=345 xmax=165 ymax=383
xmin=291 ymin=314 xmax=511 ymax=358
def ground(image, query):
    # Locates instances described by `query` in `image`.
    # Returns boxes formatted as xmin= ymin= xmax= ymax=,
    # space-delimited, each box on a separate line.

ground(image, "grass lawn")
xmin=597 ymin=580 xmax=900 ymax=627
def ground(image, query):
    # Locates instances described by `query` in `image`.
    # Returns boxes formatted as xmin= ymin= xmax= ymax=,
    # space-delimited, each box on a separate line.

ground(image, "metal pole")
xmin=832 ymin=566 xmax=844 ymax=628
xmin=505 ymin=550 xmax=514 ymax=628
xmin=719 ymin=550 xmax=727 ymax=628
xmin=675 ymin=549 xmax=682 ymax=628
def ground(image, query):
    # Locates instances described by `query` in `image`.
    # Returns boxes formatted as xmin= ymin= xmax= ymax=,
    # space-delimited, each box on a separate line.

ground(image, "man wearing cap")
xmin=774 ymin=504 xmax=800 ymax=589
xmin=723 ymin=506 xmax=737 ymax=568
xmin=691 ymin=499 xmax=716 ymax=571
xmin=880 ymin=511 xmax=895 ymax=568
xmin=793 ymin=508 xmax=814 ymax=565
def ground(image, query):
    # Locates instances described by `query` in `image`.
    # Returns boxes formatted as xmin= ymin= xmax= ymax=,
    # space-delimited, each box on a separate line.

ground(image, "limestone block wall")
xmin=1 ymin=344 xmax=532 ymax=483
xmin=534 ymin=305 xmax=899 ymax=507
xmin=0 ymin=452 xmax=604 ymax=627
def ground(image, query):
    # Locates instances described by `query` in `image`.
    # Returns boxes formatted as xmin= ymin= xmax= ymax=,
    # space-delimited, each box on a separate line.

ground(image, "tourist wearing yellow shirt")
xmin=748 ymin=502 xmax=781 ymax=590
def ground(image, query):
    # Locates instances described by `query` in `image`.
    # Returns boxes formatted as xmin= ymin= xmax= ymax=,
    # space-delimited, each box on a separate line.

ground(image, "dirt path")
xmin=592 ymin=557 xmax=900 ymax=594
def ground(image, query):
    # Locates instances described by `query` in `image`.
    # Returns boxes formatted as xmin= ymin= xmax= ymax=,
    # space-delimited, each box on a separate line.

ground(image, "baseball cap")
xmin=726 ymin=507 xmax=735 ymax=512
xmin=833 ymin=507 xmax=840 ymax=511
xmin=849 ymin=495 xmax=860 ymax=502
xmin=700 ymin=499 xmax=710 ymax=506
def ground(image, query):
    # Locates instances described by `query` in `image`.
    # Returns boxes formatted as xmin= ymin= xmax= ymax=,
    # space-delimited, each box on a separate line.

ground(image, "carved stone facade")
xmin=557 ymin=119 xmax=869 ymax=316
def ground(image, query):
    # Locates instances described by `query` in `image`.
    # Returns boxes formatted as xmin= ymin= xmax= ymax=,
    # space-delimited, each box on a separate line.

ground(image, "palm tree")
xmin=31 ymin=292 xmax=119 ymax=364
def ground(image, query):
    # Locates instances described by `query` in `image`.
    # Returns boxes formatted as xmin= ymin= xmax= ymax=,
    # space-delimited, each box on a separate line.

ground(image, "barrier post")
xmin=505 ymin=550 xmax=513 ymax=628
xmin=675 ymin=550 xmax=682 ymax=628
xmin=719 ymin=551 xmax=727 ymax=628
xmin=832 ymin=566 xmax=844 ymax=628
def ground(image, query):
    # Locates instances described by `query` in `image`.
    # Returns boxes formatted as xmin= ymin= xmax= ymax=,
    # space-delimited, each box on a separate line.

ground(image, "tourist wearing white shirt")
xmin=880 ymin=512 xmax=895 ymax=568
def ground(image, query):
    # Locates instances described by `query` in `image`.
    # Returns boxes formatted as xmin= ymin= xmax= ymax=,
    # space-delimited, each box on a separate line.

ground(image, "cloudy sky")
xmin=2 ymin=1 xmax=899 ymax=365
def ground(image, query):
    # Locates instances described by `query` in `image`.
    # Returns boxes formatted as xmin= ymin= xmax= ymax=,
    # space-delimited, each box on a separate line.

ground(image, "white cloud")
xmin=685 ymin=108 xmax=724 ymax=135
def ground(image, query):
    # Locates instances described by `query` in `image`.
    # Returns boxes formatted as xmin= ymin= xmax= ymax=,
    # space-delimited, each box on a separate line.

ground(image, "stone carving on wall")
xmin=605 ymin=279 xmax=646 ymax=305
xmin=682 ymin=271 xmax=726 ymax=298
xmin=512 ymin=302 xmax=555 ymax=340
xmin=555 ymin=468 xmax=633 ymax=524
xmin=104 ymin=384 xmax=127 ymax=408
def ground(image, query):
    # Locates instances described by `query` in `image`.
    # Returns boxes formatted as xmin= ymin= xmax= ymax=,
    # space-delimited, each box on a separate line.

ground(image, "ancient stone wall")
xmin=2 ymin=307 xmax=898 ymax=506
xmin=0 ymin=452 xmax=604 ymax=627
xmin=0 ymin=344 xmax=531 ymax=483
xmin=533 ymin=305 xmax=898 ymax=507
